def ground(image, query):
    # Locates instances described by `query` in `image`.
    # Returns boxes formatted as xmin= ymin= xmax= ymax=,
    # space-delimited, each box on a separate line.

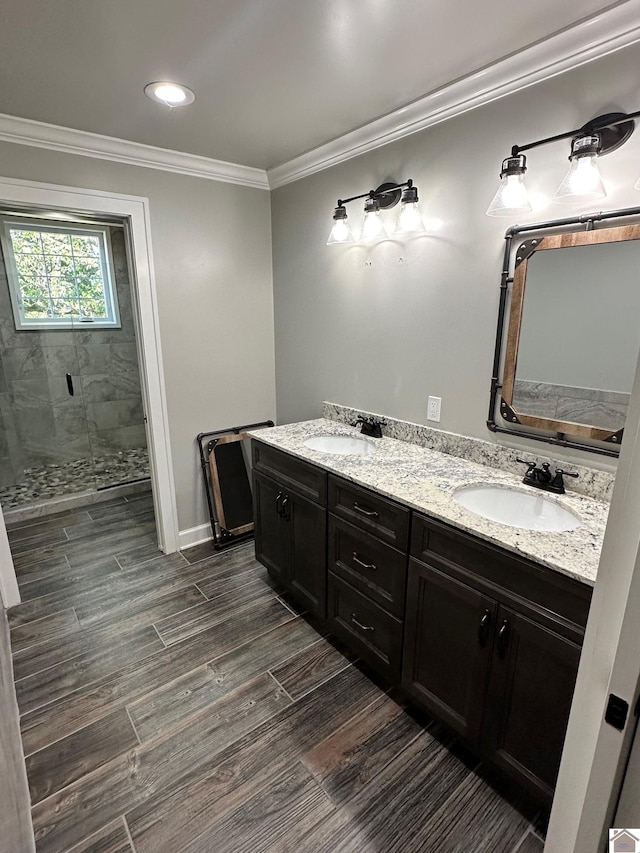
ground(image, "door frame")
xmin=0 ymin=175 xmax=179 ymax=606
xmin=546 ymin=339 xmax=640 ymax=850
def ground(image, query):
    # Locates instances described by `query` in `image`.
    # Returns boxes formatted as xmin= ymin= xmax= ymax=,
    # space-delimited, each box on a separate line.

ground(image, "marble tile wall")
xmin=322 ymin=401 xmax=616 ymax=502
xmin=513 ymin=379 xmax=629 ymax=431
xmin=0 ymin=226 xmax=147 ymax=501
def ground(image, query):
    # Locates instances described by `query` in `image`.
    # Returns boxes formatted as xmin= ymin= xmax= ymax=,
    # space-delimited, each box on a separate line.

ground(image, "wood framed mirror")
xmin=488 ymin=210 xmax=640 ymax=456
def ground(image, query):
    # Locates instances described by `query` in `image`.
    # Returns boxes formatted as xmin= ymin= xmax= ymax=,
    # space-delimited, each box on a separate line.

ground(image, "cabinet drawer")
xmin=252 ymin=441 xmax=327 ymax=506
xmin=329 ymin=515 xmax=407 ymax=617
xmin=328 ymin=573 xmax=403 ymax=682
xmin=328 ymin=476 xmax=410 ymax=550
xmin=411 ymin=513 xmax=592 ymax=633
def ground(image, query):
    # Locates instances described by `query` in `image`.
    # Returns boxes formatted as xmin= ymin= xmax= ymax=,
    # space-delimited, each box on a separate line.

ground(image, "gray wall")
xmin=0 ymin=226 xmax=146 ymax=488
xmin=0 ymin=147 xmax=275 ymax=533
xmin=270 ymin=42 xmax=640 ymax=471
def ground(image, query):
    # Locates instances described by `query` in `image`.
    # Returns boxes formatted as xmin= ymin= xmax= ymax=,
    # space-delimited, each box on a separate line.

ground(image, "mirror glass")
xmin=492 ymin=219 xmax=640 ymax=454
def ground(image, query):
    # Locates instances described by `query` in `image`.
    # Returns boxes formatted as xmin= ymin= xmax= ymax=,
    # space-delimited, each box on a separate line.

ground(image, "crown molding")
xmin=267 ymin=1 xmax=640 ymax=189
xmin=0 ymin=113 xmax=269 ymax=190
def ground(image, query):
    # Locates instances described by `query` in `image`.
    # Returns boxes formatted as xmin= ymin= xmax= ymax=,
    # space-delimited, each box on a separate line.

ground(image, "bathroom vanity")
xmin=250 ymin=418 xmax=607 ymax=805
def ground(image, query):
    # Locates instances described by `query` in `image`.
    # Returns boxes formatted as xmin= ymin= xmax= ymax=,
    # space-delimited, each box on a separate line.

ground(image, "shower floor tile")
xmin=0 ymin=448 xmax=150 ymax=509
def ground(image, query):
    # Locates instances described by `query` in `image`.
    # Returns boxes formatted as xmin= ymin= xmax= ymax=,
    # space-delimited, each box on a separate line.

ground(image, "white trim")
xmin=0 ymin=7 xmax=637 ymax=193
xmin=0 ymin=508 xmax=20 ymax=608
xmin=546 ymin=319 xmax=640 ymax=849
xmin=0 ymin=176 xmax=180 ymax=594
xmin=0 ymin=113 xmax=269 ymax=191
xmin=178 ymin=522 xmax=212 ymax=551
xmin=268 ymin=1 xmax=640 ymax=188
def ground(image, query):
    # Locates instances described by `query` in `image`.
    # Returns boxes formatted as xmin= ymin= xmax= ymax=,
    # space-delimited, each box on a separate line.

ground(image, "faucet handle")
xmin=550 ymin=467 xmax=579 ymax=495
xmin=516 ymin=457 xmax=536 ymax=470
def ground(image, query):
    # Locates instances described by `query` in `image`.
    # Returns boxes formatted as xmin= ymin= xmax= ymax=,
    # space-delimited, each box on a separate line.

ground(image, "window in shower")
xmin=0 ymin=219 xmax=120 ymax=330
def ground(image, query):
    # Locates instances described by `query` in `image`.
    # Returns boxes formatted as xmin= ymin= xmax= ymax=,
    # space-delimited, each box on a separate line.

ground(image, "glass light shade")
xmin=359 ymin=201 xmax=388 ymax=242
xmin=394 ymin=200 xmax=427 ymax=235
xmin=553 ymin=153 xmax=606 ymax=203
xmin=486 ymin=173 xmax=532 ymax=217
xmin=326 ymin=215 xmax=355 ymax=245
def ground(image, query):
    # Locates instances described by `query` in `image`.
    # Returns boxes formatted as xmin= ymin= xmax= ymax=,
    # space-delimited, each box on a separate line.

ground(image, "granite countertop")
xmin=249 ymin=418 xmax=610 ymax=587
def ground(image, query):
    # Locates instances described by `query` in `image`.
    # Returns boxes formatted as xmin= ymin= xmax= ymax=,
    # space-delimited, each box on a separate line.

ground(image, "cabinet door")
xmin=253 ymin=472 xmax=290 ymax=587
xmin=402 ymin=558 xmax=496 ymax=744
xmin=289 ymin=491 xmax=327 ymax=619
xmin=483 ymin=606 xmax=582 ymax=803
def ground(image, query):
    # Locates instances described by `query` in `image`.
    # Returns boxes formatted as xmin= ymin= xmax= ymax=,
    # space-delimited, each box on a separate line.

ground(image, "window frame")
xmin=0 ymin=218 xmax=121 ymax=330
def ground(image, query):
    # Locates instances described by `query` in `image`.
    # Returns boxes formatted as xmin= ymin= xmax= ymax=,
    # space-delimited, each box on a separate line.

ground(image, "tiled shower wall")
xmin=0 ymin=227 xmax=147 ymax=491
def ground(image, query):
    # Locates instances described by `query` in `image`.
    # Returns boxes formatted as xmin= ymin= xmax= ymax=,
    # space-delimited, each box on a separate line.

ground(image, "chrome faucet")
xmin=516 ymin=458 xmax=579 ymax=495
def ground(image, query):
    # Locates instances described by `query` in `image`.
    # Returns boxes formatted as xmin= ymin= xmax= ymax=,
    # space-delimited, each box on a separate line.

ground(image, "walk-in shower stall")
xmin=0 ymin=209 xmax=150 ymax=515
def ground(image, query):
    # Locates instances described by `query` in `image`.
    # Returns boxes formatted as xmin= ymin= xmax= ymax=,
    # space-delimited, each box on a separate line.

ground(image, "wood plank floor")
xmin=6 ymin=493 xmax=546 ymax=852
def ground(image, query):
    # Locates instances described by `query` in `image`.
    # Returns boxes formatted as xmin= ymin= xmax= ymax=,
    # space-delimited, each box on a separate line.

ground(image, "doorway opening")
xmin=0 ymin=207 xmax=151 ymax=520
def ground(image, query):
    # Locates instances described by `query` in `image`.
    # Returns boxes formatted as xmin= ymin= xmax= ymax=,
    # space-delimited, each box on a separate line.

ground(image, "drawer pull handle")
xmin=275 ymin=492 xmax=284 ymax=516
xmin=351 ymin=613 xmax=375 ymax=632
xmin=352 ymin=552 xmax=377 ymax=571
xmin=353 ymin=502 xmax=379 ymax=519
xmin=497 ymin=619 xmax=510 ymax=658
xmin=478 ymin=609 xmax=491 ymax=646
xmin=281 ymin=495 xmax=290 ymax=520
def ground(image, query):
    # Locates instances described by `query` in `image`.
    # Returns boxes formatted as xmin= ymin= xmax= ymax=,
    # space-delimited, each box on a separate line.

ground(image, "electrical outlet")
xmin=427 ymin=396 xmax=441 ymax=422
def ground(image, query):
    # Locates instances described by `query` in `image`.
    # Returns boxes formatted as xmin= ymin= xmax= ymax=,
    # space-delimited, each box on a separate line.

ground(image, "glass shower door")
xmin=73 ymin=225 xmax=149 ymax=492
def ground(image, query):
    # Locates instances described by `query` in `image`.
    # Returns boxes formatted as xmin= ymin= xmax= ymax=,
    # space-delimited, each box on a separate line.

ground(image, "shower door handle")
xmin=66 ymin=373 xmax=74 ymax=397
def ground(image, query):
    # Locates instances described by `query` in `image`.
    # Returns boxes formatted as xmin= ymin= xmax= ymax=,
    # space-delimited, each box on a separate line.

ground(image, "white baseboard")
xmin=178 ymin=523 xmax=212 ymax=550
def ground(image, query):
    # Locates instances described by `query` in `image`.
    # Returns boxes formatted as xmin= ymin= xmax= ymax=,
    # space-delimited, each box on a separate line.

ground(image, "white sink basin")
xmin=453 ymin=485 xmax=580 ymax=532
xmin=303 ymin=435 xmax=374 ymax=456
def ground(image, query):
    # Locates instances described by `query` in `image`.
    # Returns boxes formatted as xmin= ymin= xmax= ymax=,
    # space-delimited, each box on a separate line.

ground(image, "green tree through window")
xmin=1 ymin=220 xmax=120 ymax=329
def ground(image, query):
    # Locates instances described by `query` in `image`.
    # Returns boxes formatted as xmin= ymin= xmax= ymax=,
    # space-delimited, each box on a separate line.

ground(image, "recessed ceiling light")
xmin=144 ymin=81 xmax=195 ymax=107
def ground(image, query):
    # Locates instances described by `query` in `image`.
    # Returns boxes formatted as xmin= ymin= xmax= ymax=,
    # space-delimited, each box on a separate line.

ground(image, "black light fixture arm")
xmin=509 ymin=109 xmax=640 ymax=159
xmin=336 ymin=179 xmax=413 ymax=209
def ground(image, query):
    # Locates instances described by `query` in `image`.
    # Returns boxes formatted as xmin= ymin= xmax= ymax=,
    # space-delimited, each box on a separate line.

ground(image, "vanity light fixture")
xmin=144 ymin=81 xmax=196 ymax=107
xmin=360 ymin=197 xmax=388 ymax=242
xmin=487 ymin=110 xmax=640 ymax=217
xmin=553 ymin=135 xmax=606 ymax=203
xmin=394 ymin=183 xmax=427 ymax=234
xmin=486 ymin=155 xmax=532 ymax=217
xmin=327 ymin=179 xmax=426 ymax=245
xmin=327 ymin=205 xmax=355 ymax=244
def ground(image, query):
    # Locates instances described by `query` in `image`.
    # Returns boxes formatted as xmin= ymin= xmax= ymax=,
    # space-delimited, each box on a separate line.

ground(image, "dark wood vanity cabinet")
xmin=402 ymin=513 xmax=592 ymax=803
xmin=252 ymin=438 xmax=594 ymax=804
xmin=252 ymin=442 xmax=327 ymax=619
xmin=327 ymin=477 xmax=409 ymax=682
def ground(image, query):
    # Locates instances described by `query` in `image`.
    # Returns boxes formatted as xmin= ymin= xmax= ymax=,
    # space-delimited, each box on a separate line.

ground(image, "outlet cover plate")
xmin=428 ymin=396 xmax=441 ymax=422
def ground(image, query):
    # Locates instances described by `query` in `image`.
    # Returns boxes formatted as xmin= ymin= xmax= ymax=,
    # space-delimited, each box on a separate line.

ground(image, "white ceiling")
xmin=0 ymin=0 xmax=633 ymax=172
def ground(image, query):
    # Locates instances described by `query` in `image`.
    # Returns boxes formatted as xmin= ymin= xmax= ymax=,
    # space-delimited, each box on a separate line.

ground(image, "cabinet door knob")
xmin=497 ymin=619 xmax=510 ymax=657
xmin=275 ymin=492 xmax=284 ymax=517
xmin=353 ymin=502 xmax=379 ymax=519
xmin=352 ymin=552 xmax=377 ymax=571
xmin=478 ymin=609 xmax=491 ymax=646
xmin=351 ymin=613 xmax=374 ymax=632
